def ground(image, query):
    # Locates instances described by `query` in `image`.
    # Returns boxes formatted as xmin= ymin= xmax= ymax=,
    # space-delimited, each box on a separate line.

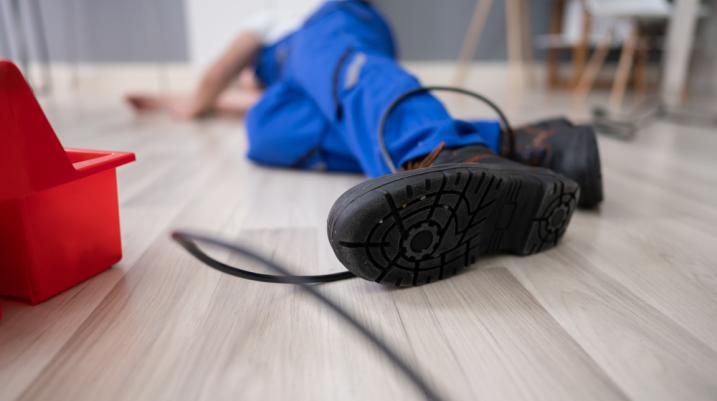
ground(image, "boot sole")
xmin=327 ymin=164 xmax=579 ymax=286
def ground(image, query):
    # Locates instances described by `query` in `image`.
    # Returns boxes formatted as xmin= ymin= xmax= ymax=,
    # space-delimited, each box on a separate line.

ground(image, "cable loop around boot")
xmin=377 ymin=86 xmax=515 ymax=173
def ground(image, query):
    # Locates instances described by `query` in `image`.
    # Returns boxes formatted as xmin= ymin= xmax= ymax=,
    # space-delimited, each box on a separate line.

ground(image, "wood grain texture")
xmin=1 ymin=67 xmax=716 ymax=401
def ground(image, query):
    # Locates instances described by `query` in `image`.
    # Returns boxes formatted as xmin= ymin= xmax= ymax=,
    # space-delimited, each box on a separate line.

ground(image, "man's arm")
xmin=184 ymin=32 xmax=264 ymax=118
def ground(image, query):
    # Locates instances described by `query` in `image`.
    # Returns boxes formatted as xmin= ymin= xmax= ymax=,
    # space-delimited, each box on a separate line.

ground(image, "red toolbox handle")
xmin=67 ymin=149 xmax=136 ymax=179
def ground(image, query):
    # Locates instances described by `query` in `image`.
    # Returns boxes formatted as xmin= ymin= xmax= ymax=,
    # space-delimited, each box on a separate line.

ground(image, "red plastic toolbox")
xmin=0 ymin=60 xmax=135 ymax=305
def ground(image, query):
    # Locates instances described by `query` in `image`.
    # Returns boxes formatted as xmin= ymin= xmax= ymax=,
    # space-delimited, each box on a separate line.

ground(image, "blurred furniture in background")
xmin=537 ymin=0 xmax=670 ymax=110
xmin=454 ymin=0 xmax=534 ymax=88
xmin=0 ymin=0 xmax=53 ymax=93
xmin=545 ymin=0 xmax=711 ymax=115
xmin=540 ymin=0 xmax=641 ymax=91
xmin=572 ymin=0 xmax=670 ymax=110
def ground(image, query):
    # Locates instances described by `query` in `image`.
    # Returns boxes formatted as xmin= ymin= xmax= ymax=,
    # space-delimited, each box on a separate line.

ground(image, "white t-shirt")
xmin=238 ymin=1 xmax=327 ymax=44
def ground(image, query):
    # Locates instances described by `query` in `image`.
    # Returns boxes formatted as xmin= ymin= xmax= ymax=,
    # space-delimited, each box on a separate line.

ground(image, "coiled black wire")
xmin=171 ymin=230 xmax=446 ymax=401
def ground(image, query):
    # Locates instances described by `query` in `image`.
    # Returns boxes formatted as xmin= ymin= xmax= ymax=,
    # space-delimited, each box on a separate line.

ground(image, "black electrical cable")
xmin=174 ymin=233 xmax=354 ymax=283
xmin=378 ymin=86 xmax=515 ymax=173
xmin=171 ymin=230 xmax=447 ymax=401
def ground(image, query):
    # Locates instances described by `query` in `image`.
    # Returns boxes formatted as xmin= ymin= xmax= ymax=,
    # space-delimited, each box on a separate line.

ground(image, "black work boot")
xmin=504 ymin=118 xmax=603 ymax=208
xmin=327 ymin=144 xmax=579 ymax=287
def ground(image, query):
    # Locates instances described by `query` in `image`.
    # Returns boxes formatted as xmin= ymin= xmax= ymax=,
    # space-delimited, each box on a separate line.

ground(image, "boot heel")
xmin=516 ymin=177 xmax=580 ymax=255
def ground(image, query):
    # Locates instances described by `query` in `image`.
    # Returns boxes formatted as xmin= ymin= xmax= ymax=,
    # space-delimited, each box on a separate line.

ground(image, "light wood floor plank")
xmin=2 ymin=68 xmax=717 ymax=401
xmin=397 ymin=267 xmax=628 ymax=401
xmin=508 ymin=248 xmax=717 ymax=401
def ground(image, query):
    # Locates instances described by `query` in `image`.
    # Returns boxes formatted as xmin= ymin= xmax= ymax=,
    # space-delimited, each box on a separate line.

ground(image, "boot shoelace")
xmin=172 ymin=87 xmax=512 ymax=401
xmin=402 ymin=141 xmax=447 ymax=170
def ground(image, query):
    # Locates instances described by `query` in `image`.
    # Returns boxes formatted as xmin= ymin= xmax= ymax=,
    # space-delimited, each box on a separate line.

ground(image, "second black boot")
xmin=503 ymin=118 xmax=603 ymax=208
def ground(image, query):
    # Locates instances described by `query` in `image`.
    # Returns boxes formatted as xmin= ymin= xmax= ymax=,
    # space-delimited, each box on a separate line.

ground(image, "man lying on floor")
xmin=129 ymin=0 xmax=603 ymax=286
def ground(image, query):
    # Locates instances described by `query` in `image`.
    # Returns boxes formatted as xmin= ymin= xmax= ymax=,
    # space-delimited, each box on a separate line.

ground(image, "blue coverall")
xmin=246 ymin=0 xmax=502 ymax=177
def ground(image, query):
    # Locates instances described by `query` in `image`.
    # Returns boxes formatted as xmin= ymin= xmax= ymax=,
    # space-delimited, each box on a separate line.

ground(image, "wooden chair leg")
xmin=505 ymin=0 xmax=524 ymax=88
xmin=571 ymin=7 xmax=592 ymax=88
xmin=546 ymin=0 xmax=566 ymax=89
xmin=633 ymin=35 xmax=650 ymax=97
xmin=610 ymin=22 xmax=639 ymax=111
xmin=574 ymin=29 xmax=614 ymax=101
xmin=518 ymin=0 xmax=535 ymax=86
xmin=454 ymin=0 xmax=493 ymax=86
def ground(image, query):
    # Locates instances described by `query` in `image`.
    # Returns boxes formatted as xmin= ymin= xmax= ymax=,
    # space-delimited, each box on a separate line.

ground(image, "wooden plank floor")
xmin=1 ymin=69 xmax=717 ymax=401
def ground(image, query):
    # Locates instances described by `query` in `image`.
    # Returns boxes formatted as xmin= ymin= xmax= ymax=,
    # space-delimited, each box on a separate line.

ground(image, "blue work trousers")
xmin=247 ymin=0 xmax=501 ymax=177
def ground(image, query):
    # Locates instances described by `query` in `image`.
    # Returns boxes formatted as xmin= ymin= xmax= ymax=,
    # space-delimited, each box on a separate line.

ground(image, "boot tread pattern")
xmin=331 ymin=167 xmax=578 ymax=286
